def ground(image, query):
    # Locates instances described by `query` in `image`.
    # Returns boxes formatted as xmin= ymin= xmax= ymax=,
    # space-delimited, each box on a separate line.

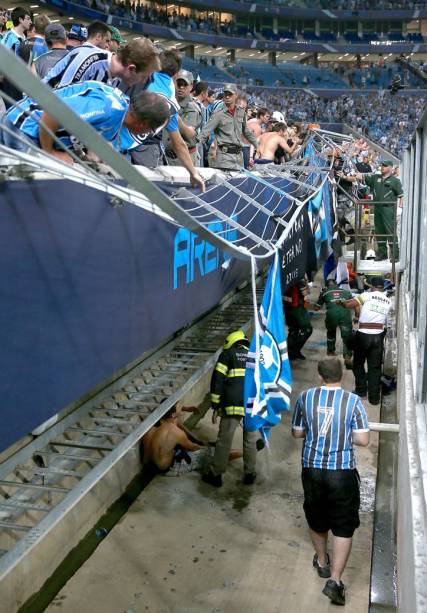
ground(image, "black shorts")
xmin=301 ymin=467 xmax=360 ymax=538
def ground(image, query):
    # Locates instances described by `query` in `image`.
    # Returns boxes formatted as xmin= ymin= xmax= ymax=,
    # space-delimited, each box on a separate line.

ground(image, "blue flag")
xmin=244 ymin=251 xmax=293 ymax=440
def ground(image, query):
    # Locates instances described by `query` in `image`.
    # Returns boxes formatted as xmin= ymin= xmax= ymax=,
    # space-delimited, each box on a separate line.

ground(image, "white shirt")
xmin=356 ymin=290 xmax=392 ymax=334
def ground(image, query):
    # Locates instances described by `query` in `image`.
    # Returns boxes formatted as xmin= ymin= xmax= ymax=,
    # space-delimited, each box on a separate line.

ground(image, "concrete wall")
xmin=397 ymin=289 xmax=427 ymax=613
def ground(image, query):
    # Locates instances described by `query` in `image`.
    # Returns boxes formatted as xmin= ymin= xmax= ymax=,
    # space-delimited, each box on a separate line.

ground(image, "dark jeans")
xmin=352 ymin=331 xmax=385 ymax=402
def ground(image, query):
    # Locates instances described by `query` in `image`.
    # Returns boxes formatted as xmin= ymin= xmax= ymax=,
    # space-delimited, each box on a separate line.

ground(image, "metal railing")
xmin=396 ymin=105 xmax=427 ymax=613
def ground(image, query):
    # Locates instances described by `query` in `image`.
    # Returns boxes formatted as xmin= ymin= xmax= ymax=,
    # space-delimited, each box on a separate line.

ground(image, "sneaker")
xmin=368 ymin=397 xmax=380 ymax=406
xmin=243 ymin=472 xmax=256 ymax=485
xmin=323 ymin=579 xmax=346 ymax=605
xmin=313 ymin=553 xmax=331 ymax=578
xmin=201 ymin=471 xmax=222 ymax=488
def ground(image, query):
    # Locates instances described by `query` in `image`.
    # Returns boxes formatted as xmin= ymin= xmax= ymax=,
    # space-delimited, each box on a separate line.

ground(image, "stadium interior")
xmin=0 ymin=0 xmax=426 ymax=612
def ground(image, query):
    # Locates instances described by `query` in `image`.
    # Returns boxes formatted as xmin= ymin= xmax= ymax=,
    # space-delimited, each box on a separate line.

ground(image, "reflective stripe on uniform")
xmin=210 ymin=393 xmax=221 ymax=403
xmin=227 ymin=368 xmax=245 ymax=377
xmin=224 ymin=405 xmax=245 ymax=416
xmin=214 ymin=362 xmax=228 ymax=375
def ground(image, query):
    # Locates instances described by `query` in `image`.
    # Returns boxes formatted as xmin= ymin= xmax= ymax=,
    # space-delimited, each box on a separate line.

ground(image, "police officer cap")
xmin=68 ymin=24 xmax=88 ymax=41
xmin=223 ymin=83 xmax=237 ymax=94
xmin=370 ymin=276 xmax=385 ymax=288
xmin=380 ymin=160 xmax=394 ymax=167
xmin=176 ymin=70 xmax=194 ymax=85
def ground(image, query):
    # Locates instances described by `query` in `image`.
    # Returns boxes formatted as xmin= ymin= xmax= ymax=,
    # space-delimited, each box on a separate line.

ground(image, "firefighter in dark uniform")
xmin=284 ymin=279 xmax=313 ymax=361
xmin=164 ymin=69 xmax=203 ymax=167
xmin=198 ymin=83 xmax=258 ymax=171
xmin=315 ymin=279 xmax=357 ymax=368
xmin=202 ymin=330 xmax=257 ymax=487
xmin=362 ymin=160 xmax=403 ymax=261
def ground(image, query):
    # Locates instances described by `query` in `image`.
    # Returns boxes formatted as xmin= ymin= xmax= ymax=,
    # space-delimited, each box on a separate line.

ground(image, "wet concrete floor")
xmin=46 ymin=298 xmax=380 ymax=613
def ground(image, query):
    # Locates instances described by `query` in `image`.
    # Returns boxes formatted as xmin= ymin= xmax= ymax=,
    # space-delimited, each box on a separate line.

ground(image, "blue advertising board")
xmin=0 ymin=178 xmax=252 ymax=453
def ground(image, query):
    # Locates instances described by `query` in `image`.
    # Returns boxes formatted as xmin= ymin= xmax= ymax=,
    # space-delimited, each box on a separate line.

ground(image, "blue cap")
xmin=68 ymin=24 xmax=88 ymax=41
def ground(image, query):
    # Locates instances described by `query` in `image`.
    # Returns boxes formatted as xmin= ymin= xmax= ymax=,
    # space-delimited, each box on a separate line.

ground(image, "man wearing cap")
xmin=108 ymin=26 xmax=125 ymax=53
xmin=340 ymin=276 xmax=392 ymax=405
xmin=33 ymin=23 xmax=68 ymax=79
xmin=199 ymin=83 xmax=258 ymax=171
xmin=363 ymin=160 xmax=403 ymax=262
xmin=66 ymin=23 xmax=87 ymax=50
xmin=164 ymin=69 xmax=202 ymax=167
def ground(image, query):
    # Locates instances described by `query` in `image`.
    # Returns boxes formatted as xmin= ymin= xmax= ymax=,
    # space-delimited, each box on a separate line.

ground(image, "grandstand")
xmin=0 ymin=0 xmax=427 ymax=612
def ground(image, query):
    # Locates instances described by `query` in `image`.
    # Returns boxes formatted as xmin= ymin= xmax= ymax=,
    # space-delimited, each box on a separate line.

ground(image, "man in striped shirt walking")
xmin=292 ymin=358 xmax=370 ymax=606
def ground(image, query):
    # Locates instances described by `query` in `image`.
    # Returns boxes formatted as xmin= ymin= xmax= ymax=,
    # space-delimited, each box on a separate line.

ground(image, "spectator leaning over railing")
xmin=43 ymin=35 xmax=160 ymax=92
xmin=126 ymin=49 xmax=205 ymax=191
xmin=0 ymin=82 xmax=169 ymax=165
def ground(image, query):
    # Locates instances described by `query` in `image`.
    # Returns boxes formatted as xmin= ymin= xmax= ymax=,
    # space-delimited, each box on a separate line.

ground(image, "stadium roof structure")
xmin=31 ymin=0 xmax=427 ymax=58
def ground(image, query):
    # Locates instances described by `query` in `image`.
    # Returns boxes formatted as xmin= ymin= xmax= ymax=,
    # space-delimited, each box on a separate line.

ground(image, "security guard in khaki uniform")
xmin=164 ymin=70 xmax=203 ymax=167
xmin=363 ymin=160 xmax=403 ymax=261
xmin=199 ymin=83 xmax=258 ymax=171
xmin=202 ymin=330 xmax=258 ymax=487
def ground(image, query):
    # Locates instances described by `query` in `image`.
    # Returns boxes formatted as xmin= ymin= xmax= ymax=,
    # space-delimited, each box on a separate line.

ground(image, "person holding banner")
xmin=202 ymin=330 xmax=258 ymax=488
xmin=292 ymin=358 xmax=370 ymax=606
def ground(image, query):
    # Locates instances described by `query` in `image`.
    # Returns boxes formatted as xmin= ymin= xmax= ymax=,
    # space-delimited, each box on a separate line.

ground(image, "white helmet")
xmin=366 ymin=249 xmax=376 ymax=260
xmin=272 ymin=111 xmax=285 ymax=123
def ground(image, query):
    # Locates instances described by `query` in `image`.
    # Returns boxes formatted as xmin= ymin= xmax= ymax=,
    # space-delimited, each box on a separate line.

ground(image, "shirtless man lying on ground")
xmin=142 ymin=404 xmax=261 ymax=477
xmin=255 ymin=122 xmax=298 ymax=164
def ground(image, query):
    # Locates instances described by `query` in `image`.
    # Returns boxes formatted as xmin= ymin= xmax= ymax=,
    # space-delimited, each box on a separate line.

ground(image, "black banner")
xmin=280 ymin=207 xmax=317 ymax=291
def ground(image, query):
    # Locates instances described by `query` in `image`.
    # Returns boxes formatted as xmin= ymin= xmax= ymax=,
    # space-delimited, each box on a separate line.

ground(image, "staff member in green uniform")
xmin=343 ymin=161 xmax=403 ymax=261
xmin=363 ymin=161 xmax=403 ymax=261
xmin=315 ymin=280 xmax=359 ymax=368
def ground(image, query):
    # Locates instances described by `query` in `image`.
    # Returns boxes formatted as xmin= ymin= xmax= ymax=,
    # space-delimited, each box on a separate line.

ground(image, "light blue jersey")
xmin=1 ymin=29 xmax=25 ymax=53
xmin=292 ymin=386 xmax=369 ymax=470
xmin=43 ymin=43 xmax=111 ymax=89
xmin=6 ymin=81 xmax=129 ymax=149
xmin=146 ymin=71 xmax=179 ymax=134
xmin=121 ymin=71 xmax=176 ymax=151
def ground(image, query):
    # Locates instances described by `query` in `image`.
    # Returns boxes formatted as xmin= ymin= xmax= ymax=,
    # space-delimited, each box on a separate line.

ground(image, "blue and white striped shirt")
xmin=43 ymin=43 xmax=111 ymax=89
xmin=6 ymin=81 xmax=129 ymax=150
xmin=292 ymin=386 xmax=369 ymax=470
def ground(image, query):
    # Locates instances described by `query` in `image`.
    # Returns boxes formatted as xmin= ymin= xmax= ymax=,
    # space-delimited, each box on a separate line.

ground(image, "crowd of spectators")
xmin=68 ymin=0 xmax=425 ymax=43
xmin=242 ymin=0 xmax=427 ymax=9
xmin=0 ymin=6 xmax=425 ymax=165
xmin=247 ymin=88 xmax=425 ymax=156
